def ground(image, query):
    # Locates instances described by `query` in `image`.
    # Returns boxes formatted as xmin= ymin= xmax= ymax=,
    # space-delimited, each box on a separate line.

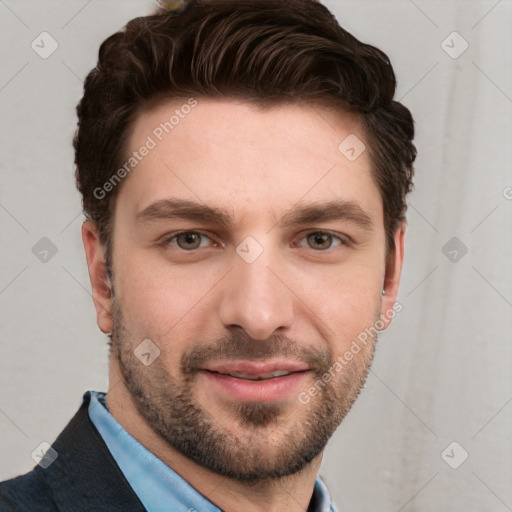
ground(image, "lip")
xmin=202 ymin=360 xmax=310 ymax=376
xmin=200 ymin=370 xmax=310 ymax=402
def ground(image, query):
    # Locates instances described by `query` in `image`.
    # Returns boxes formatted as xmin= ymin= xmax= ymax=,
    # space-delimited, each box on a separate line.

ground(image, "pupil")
xmin=310 ymin=232 xmax=330 ymax=249
xmin=179 ymin=232 xmax=200 ymax=249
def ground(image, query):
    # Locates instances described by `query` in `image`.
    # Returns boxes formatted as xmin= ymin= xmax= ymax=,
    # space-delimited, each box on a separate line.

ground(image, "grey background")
xmin=1 ymin=0 xmax=511 ymax=510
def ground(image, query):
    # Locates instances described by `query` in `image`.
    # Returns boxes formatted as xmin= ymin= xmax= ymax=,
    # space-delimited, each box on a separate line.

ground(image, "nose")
xmin=218 ymin=248 xmax=295 ymax=340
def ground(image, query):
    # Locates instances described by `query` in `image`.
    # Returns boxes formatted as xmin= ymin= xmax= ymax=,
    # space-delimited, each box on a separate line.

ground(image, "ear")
xmin=379 ymin=223 xmax=406 ymax=330
xmin=82 ymin=221 xmax=113 ymax=333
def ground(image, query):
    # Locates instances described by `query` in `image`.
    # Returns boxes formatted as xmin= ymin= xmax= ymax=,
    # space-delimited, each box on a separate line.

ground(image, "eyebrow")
xmin=278 ymin=200 xmax=374 ymax=230
xmin=136 ymin=197 xmax=374 ymax=231
xmin=137 ymin=198 xmax=233 ymax=227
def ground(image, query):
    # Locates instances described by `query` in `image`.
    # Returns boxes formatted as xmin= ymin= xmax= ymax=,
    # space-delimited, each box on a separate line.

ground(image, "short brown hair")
xmin=74 ymin=0 xmax=415 ymax=258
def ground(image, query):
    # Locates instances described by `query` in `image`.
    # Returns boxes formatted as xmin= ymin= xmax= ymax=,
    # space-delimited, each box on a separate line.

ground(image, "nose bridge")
xmin=218 ymin=242 xmax=294 ymax=339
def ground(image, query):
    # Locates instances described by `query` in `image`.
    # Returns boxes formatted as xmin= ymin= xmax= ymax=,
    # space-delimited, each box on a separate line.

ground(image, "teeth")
xmin=226 ymin=370 xmax=291 ymax=380
xmin=271 ymin=370 xmax=291 ymax=377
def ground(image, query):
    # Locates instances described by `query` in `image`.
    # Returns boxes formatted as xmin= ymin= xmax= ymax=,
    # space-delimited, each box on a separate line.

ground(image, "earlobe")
xmin=81 ymin=221 xmax=114 ymax=333
xmin=379 ymin=223 xmax=406 ymax=330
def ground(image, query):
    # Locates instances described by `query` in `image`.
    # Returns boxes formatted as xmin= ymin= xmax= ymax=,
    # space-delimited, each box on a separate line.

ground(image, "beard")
xmin=110 ymin=298 xmax=377 ymax=483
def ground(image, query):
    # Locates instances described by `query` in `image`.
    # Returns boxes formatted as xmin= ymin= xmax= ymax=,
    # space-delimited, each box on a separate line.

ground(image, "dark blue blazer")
xmin=0 ymin=393 xmax=146 ymax=511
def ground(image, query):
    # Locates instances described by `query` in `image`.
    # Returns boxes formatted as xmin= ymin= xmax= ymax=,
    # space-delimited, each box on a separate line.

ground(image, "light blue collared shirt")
xmin=87 ymin=391 xmax=338 ymax=512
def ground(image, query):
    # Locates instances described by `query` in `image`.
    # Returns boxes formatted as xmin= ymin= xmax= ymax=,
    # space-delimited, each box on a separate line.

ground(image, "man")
xmin=0 ymin=0 xmax=415 ymax=510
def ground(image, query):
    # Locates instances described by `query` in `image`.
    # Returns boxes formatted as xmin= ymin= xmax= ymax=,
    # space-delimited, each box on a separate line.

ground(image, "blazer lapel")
xmin=41 ymin=393 xmax=146 ymax=511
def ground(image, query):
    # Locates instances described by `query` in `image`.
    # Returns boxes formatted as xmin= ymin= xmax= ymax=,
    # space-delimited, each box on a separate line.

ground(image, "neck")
xmin=106 ymin=362 xmax=322 ymax=512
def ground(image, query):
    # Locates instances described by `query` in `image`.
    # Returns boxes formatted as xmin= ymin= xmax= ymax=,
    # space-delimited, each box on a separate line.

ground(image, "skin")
xmin=82 ymin=98 xmax=405 ymax=512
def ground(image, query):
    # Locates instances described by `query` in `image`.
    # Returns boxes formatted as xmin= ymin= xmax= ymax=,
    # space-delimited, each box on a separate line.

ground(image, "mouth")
xmin=199 ymin=360 xmax=311 ymax=401
xmin=203 ymin=369 xmax=307 ymax=381
xmin=201 ymin=360 xmax=310 ymax=380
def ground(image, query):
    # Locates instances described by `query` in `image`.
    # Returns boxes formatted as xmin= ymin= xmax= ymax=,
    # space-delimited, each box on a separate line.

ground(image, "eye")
xmin=295 ymin=231 xmax=346 ymax=251
xmin=162 ymin=231 xmax=216 ymax=251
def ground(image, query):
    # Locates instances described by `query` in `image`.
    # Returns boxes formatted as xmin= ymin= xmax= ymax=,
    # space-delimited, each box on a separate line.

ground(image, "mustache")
xmin=180 ymin=331 xmax=333 ymax=376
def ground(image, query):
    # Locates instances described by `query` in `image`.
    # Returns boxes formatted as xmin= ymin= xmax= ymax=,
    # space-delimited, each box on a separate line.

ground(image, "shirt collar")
xmin=87 ymin=390 xmax=338 ymax=512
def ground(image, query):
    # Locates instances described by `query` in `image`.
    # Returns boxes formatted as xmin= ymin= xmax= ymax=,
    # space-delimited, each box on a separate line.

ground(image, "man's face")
xmin=92 ymin=98 xmax=403 ymax=481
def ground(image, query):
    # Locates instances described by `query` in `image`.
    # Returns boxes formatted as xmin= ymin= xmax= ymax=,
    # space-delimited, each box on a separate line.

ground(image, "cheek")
xmin=295 ymin=263 xmax=382 ymax=353
xmin=112 ymin=252 xmax=225 ymax=340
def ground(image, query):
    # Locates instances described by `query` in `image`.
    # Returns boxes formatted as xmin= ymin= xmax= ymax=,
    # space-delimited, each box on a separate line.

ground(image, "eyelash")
xmin=160 ymin=230 xmax=349 ymax=251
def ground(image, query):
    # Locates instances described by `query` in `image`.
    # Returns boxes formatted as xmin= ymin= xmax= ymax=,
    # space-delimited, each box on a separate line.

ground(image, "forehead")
xmin=118 ymin=97 xmax=383 ymax=228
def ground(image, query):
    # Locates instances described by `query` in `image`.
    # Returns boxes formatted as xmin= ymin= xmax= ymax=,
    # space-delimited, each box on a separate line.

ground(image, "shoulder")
xmin=0 ymin=392 xmax=145 ymax=512
xmin=0 ymin=468 xmax=58 ymax=512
